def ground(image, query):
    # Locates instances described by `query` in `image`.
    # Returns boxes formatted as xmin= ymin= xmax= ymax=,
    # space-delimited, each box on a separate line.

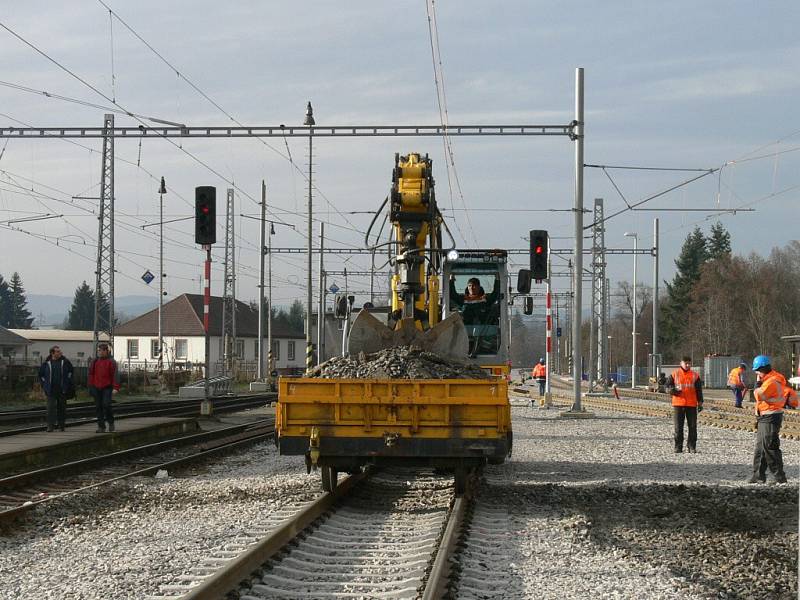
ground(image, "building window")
xmin=175 ymin=339 xmax=188 ymax=360
xmin=288 ymin=341 xmax=295 ymax=361
xmin=150 ymin=338 xmax=160 ymax=359
xmin=272 ymin=340 xmax=280 ymax=361
xmin=235 ymin=339 xmax=245 ymax=358
xmin=76 ymin=352 xmax=85 ymax=358
xmin=254 ymin=339 xmax=259 ymax=358
xmin=127 ymin=339 xmax=139 ymax=359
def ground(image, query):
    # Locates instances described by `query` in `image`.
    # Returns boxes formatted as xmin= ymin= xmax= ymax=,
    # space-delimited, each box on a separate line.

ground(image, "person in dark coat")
xmin=38 ymin=345 xmax=74 ymax=432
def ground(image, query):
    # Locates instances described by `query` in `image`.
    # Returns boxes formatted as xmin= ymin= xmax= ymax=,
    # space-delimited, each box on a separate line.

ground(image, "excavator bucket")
xmin=347 ymin=310 xmax=470 ymax=361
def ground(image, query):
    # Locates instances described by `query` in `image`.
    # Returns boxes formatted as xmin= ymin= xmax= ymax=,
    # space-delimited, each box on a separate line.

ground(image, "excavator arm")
xmin=347 ymin=153 xmax=469 ymax=360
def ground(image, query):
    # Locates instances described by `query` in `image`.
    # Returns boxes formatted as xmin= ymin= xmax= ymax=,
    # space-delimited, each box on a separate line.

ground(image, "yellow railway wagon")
xmin=277 ymin=377 xmax=511 ymax=493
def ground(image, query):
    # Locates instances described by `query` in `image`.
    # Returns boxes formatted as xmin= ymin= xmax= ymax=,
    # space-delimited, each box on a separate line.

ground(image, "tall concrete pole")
xmin=318 ymin=222 xmax=325 ymax=363
xmin=632 ymin=234 xmax=638 ymax=387
xmin=257 ymin=180 xmax=266 ymax=381
xmin=158 ymin=177 xmax=166 ymax=394
xmin=571 ymin=67 xmax=585 ymax=412
xmin=652 ymin=217 xmax=659 ymax=376
xmin=304 ymin=102 xmax=315 ymax=374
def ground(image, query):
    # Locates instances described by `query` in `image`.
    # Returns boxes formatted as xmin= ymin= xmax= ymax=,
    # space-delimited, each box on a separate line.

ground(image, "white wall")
xmin=23 ymin=340 xmax=96 ymax=363
xmin=113 ymin=335 xmax=306 ymax=370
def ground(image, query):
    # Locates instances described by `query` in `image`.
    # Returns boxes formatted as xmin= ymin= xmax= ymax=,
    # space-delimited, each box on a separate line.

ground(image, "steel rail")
xmin=421 ymin=493 xmax=468 ymax=599
xmin=0 ymin=420 xmax=275 ymax=526
xmin=178 ymin=471 xmax=368 ymax=600
xmin=0 ymin=394 xmax=274 ymax=437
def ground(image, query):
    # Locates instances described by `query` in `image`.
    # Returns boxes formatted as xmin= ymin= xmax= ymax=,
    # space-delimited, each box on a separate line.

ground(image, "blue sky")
xmin=0 ymin=1 xmax=797 ymax=312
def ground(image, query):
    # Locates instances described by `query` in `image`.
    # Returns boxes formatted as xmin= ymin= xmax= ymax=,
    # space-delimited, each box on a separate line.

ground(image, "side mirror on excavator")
xmin=523 ymin=296 xmax=534 ymax=315
xmin=517 ymin=269 xmax=532 ymax=294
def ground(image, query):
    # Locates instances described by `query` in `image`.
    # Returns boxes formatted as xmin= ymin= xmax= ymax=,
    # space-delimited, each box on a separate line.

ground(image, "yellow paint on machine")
xmin=276 ymin=377 xmax=510 ymax=440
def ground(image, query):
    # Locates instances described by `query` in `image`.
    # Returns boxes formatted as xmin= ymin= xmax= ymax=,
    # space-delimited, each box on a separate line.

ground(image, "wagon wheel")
xmin=321 ymin=465 xmax=338 ymax=492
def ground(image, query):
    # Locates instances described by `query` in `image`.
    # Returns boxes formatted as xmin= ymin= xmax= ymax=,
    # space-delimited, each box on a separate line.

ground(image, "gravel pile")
xmin=307 ymin=345 xmax=492 ymax=379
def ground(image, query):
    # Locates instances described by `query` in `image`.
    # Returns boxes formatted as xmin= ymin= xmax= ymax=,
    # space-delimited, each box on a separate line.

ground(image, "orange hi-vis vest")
xmin=532 ymin=363 xmax=546 ymax=379
xmin=671 ymin=367 xmax=700 ymax=407
xmin=727 ymin=367 xmax=745 ymax=388
xmin=754 ymin=370 xmax=799 ymax=416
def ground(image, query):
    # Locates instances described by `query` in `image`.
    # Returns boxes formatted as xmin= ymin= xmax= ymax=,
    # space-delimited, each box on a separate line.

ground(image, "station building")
xmin=113 ymin=293 xmax=306 ymax=376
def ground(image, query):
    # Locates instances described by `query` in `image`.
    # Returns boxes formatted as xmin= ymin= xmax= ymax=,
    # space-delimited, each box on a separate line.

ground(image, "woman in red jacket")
xmin=88 ymin=343 xmax=120 ymax=433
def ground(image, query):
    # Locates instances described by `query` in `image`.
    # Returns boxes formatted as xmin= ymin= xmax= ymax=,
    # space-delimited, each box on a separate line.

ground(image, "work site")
xmin=0 ymin=2 xmax=798 ymax=599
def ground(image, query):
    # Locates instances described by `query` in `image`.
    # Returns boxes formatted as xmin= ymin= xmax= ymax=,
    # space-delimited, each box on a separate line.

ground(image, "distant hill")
xmin=27 ymin=294 xmax=158 ymax=328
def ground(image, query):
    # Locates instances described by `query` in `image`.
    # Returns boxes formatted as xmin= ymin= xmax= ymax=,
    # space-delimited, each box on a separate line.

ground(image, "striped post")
xmin=306 ymin=341 xmax=313 ymax=375
xmin=202 ymin=246 xmax=211 ymax=411
xmin=543 ymin=284 xmax=553 ymax=407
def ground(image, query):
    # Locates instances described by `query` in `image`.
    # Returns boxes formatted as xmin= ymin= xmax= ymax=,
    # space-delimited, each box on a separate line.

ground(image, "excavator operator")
xmin=449 ymin=275 xmax=500 ymax=326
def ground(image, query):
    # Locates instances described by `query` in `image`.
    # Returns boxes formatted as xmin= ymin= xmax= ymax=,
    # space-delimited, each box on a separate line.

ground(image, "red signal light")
xmin=201 ymin=205 xmax=210 ymax=214
xmin=535 ymin=245 xmax=544 ymax=254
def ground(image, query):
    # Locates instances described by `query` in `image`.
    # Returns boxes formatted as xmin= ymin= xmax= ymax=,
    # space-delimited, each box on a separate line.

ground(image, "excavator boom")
xmin=347 ymin=153 xmax=468 ymax=361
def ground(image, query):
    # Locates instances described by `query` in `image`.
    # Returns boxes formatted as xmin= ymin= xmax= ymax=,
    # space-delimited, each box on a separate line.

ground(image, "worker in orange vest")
xmin=532 ymin=358 xmax=546 ymax=397
xmin=666 ymin=355 xmax=704 ymax=453
xmin=748 ymin=355 xmax=798 ymax=484
xmin=727 ymin=362 xmax=748 ymax=408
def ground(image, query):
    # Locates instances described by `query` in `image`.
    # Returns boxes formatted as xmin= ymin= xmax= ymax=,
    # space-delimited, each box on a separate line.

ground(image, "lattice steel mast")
xmin=93 ymin=113 xmax=114 ymax=351
xmin=222 ymin=188 xmax=236 ymax=373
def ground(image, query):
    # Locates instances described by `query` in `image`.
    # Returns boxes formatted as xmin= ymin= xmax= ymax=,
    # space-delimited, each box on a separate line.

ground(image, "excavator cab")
xmin=443 ymin=250 xmax=510 ymax=367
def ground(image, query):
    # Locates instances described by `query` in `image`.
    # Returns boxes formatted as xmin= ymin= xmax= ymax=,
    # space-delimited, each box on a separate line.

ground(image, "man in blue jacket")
xmin=38 ymin=345 xmax=74 ymax=432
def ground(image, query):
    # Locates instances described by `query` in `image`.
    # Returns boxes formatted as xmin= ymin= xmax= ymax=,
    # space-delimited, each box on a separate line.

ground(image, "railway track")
xmin=513 ymin=377 xmax=800 ymax=439
xmin=0 ymin=417 xmax=275 ymax=527
xmin=0 ymin=393 xmax=275 ymax=436
xmin=148 ymin=469 xmax=469 ymax=600
xmin=546 ymin=393 xmax=800 ymax=439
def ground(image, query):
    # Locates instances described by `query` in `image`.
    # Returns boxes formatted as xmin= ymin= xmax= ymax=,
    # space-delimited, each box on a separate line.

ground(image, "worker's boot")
xmin=747 ymin=473 xmax=766 ymax=484
xmin=773 ymin=472 xmax=788 ymax=484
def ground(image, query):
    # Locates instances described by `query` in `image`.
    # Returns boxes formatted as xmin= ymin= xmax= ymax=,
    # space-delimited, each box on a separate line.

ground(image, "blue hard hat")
xmin=752 ymin=355 xmax=771 ymax=371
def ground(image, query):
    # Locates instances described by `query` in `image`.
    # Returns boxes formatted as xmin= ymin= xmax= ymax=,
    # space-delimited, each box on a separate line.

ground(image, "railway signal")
xmin=530 ymin=229 xmax=549 ymax=281
xmin=195 ymin=186 xmax=217 ymax=245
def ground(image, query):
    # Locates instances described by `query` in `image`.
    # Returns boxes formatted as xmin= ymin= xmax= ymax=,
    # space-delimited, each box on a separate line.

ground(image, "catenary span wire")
xmin=0 ymin=169 xmax=304 ymax=286
xmin=424 ymin=0 xmax=469 ymax=246
xmin=429 ymin=0 xmax=478 ymax=247
xmin=96 ymin=1 xmax=364 ymax=237
xmin=0 ymin=21 xmax=332 ymax=238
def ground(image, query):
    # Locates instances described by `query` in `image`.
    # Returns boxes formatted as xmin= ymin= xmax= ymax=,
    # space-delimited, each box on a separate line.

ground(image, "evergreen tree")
xmin=7 ymin=272 xmax=33 ymax=328
xmin=287 ymin=299 xmax=306 ymax=333
xmin=661 ymin=227 xmax=708 ymax=357
xmin=0 ymin=274 xmax=10 ymax=327
xmin=707 ymin=222 xmax=731 ymax=259
xmin=66 ymin=281 xmax=96 ymax=330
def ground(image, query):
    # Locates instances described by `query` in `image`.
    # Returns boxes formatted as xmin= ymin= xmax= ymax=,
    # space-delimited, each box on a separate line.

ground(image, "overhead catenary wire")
xmin=95 ymin=1 xmax=364 ymax=237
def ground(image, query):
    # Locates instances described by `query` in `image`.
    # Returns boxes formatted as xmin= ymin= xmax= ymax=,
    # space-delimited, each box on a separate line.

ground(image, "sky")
xmin=0 ymin=1 xmax=798 ymax=317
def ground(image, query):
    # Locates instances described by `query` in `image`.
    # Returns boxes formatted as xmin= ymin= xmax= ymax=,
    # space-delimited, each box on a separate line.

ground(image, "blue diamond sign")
xmin=328 ymin=283 xmax=340 ymax=294
xmin=141 ymin=270 xmax=155 ymax=285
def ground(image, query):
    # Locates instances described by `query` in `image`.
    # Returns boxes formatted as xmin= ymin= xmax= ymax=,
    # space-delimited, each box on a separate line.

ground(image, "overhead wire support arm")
xmin=0 ymin=123 xmax=576 ymax=139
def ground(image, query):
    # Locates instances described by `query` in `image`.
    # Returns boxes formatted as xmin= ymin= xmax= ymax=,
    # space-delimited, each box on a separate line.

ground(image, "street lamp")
xmin=158 ymin=176 xmax=167 ymax=393
xmin=304 ymin=101 xmax=315 ymax=374
xmin=624 ymin=231 xmax=638 ymax=388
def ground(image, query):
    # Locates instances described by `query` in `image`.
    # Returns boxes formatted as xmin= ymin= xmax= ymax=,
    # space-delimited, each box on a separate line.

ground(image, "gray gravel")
xmin=450 ymin=396 xmax=799 ymax=599
xmin=308 ymin=345 xmax=492 ymax=379
xmin=2 ymin=394 xmax=795 ymax=599
xmin=0 ymin=443 xmax=313 ymax=600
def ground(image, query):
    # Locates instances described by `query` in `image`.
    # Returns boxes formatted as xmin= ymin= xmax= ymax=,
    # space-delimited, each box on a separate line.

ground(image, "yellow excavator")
xmin=276 ymin=152 xmax=511 ymax=495
xmin=347 ymin=152 xmax=470 ymax=359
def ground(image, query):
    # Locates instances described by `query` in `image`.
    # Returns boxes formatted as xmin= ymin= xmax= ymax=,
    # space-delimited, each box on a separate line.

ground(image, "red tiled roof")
xmin=115 ymin=294 xmax=305 ymax=338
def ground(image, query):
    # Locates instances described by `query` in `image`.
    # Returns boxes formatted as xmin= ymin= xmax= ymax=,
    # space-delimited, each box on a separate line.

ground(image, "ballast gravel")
xmin=452 ymin=396 xmax=798 ymax=600
xmin=308 ymin=345 xmax=492 ymax=379
xmin=0 ymin=395 xmax=796 ymax=599
xmin=0 ymin=442 xmax=316 ymax=600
